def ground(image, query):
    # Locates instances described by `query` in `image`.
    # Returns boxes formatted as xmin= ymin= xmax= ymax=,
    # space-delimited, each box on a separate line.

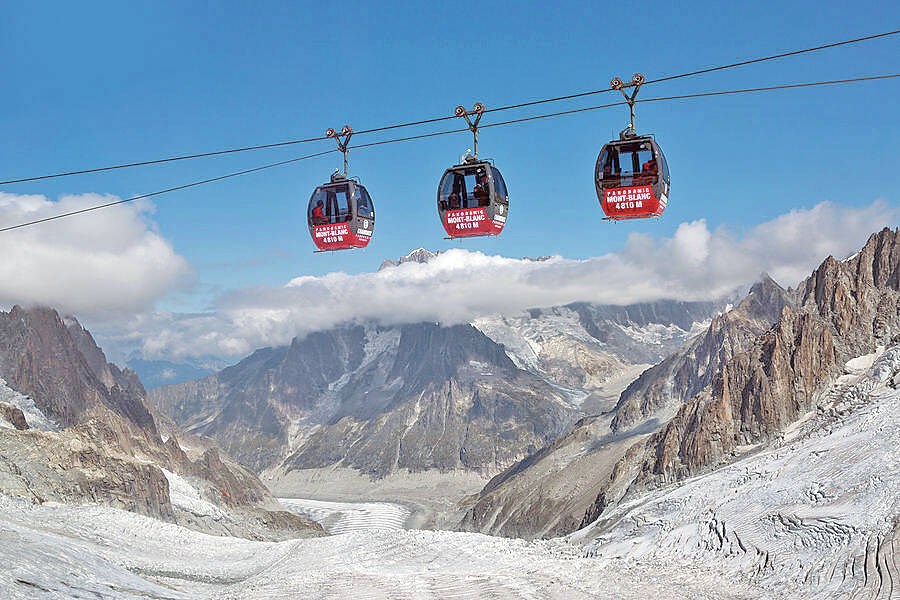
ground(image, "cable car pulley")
xmin=610 ymin=73 xmax=646 ymax=138
xmin=326 ymin=125 xmax=353 ymax=177
xmin=455 ymin=103 xmax=485 ymax=159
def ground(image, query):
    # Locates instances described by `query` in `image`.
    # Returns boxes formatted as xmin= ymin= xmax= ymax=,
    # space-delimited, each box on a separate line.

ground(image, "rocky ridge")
xmin=583 ymin=227 xmax=900 ymax=525
xmin=461 ymin=228 xmax=900 ymax=539
xmin=0 ymin=306 xmax=322 ymax=540
xmin=610 ymin=274 xmax=791 ymax=431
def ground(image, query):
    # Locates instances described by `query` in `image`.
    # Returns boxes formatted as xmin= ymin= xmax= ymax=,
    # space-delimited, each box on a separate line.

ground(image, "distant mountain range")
xmin=148 ymin=253 xmax=724 ymax=486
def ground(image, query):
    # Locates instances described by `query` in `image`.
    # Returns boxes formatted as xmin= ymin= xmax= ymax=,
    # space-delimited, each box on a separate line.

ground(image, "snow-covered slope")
xmin=574 ymin=345 xmax=900 ymax=600
xmin=0 ymin=494 xmax=768 ymax=599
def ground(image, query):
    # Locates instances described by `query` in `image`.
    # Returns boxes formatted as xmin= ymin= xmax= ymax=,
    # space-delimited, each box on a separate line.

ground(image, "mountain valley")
xmin=0 ymin=232 xmax=897 ymax=599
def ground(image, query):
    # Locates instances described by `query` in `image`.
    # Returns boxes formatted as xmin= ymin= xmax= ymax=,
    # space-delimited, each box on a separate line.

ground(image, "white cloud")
xmin=108 ymin=199 xmax=895 ymax=361
xmin=0 ymin=193 xmax=191 ymax=314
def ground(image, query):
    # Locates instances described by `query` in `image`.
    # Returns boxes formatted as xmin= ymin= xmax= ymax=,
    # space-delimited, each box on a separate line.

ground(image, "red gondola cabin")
xmin=437 ymin=159 xmax=508 ymax=238
xmin=307 ymin=173 xmax=375 ymax=251
xmin=595 ymin=134 xmax=670 ymax=220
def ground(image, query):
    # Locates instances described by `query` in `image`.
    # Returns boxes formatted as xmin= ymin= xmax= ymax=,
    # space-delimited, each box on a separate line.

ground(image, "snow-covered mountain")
xmin=474 ymin=300 xmax=717 ymax=413
xmin=377 ymin=247 xmax=441 ymax=270
xmin=151 ymin=323 xmax=580 ymax=479
xmin=149 ymin=293 xmax=722 ymax=492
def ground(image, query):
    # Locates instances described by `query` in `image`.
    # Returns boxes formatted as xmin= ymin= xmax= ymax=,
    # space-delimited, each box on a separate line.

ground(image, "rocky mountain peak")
xmin=734 ymin=272 xmax=791 ymax=324
xmin=798 ymin=227 xmax=900 ymax=353
xmin=608 ymin=284 xmax=784 ymax=434
xmin=391 ymin=323 xmax=517 ymax=393
xmin=378 ymin=248 xmax=441 ymax=271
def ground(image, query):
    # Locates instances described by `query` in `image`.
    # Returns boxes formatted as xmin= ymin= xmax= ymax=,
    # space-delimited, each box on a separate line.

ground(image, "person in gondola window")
xmin=638 ymin=158 xmax=658 ymax=185
xmin=602 ymin=162 xmax=620 ymax=187
xmin=311 ymin=200 xmax=326 ymax=225
xmin=473 ymin=172 xmax=491 ymax=207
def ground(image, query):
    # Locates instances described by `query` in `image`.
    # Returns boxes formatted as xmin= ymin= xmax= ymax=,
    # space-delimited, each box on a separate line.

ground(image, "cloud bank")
xmin=0 ymin=193 xmax=191 ymax=315
xmin=114 ymin=199 xmax=894 ymax=360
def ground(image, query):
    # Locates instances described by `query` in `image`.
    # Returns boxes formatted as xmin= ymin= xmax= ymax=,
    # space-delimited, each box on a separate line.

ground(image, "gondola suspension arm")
xmin=326 ymin=125 xmax=353 ymax=176
xmin=610 ymin=74 xmax=646 ymax=138
xmin=455 ymin=103 xmax=485 ymax=159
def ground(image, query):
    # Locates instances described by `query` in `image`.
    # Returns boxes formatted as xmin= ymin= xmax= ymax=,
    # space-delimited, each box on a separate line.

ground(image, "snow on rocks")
xmin=0 ymin=377 xmax=57 ymax=431
xmin=162 ymin=469 xmax=227 ymax=520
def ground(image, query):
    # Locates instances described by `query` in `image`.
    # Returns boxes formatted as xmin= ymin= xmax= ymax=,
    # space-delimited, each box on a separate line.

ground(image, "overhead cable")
xmin=1 ymin=72 xmax=897 ymax=234
xmin=1 ymin=29 xmax=897 ymax=186
xmin=0 ymin=150 xmax=336 ymax=233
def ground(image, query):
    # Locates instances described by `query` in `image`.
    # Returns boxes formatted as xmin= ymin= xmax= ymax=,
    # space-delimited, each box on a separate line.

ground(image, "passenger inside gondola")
xmin=356 ymin=187 xmax=373 ymax=218
xmin=636 ymin=158 xmax=658 ymax=185
xmin=311 ymin=199 xmax=326 ymax=225
xmin=600 ymin=144 xmax=656 ymax=188
xmin=600 ymin=149 xmax=620 ymax=187
xmin=439 ymin=173 xmax=466 ymax=211
xmin=326 ymin=186 xmax=352 ymax=223
xmin=473 ymin=170 xmax=491 ymax=207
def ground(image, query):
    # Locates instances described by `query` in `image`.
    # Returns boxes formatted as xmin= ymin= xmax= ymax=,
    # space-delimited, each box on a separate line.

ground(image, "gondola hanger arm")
xmin=454 ymin=103 xmax=485 ymax=159
xmin=610 ymin=74 xmax=645 ymax=137
xmin=326 ymin=125 xmax=353 ymax=176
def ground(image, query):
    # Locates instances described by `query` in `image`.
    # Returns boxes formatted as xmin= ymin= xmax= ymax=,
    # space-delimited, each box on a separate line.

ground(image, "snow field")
xmin=278 ymin=497 xmax=410 ymax=533
xmin=0 ymin=494 xmax=765 ymax=599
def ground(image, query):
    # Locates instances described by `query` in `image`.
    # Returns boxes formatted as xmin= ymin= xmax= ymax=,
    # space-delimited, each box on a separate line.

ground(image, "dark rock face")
xmin=0 ymin=307 xmax=156 ymax=435
xmin=611 ymin=276 xmax=791 ymax=432
xmin=283 ymin=361 xmax=572 ymax=477
xmin=581 ymin=228 xmax=900 ymax=525
xmin=152 ymin=326 xmax=371 ymax=471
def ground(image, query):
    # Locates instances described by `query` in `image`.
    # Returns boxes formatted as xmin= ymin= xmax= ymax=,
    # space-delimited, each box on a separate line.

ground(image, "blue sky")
xmin=0 ymin=1 xmax=898 ymax=358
